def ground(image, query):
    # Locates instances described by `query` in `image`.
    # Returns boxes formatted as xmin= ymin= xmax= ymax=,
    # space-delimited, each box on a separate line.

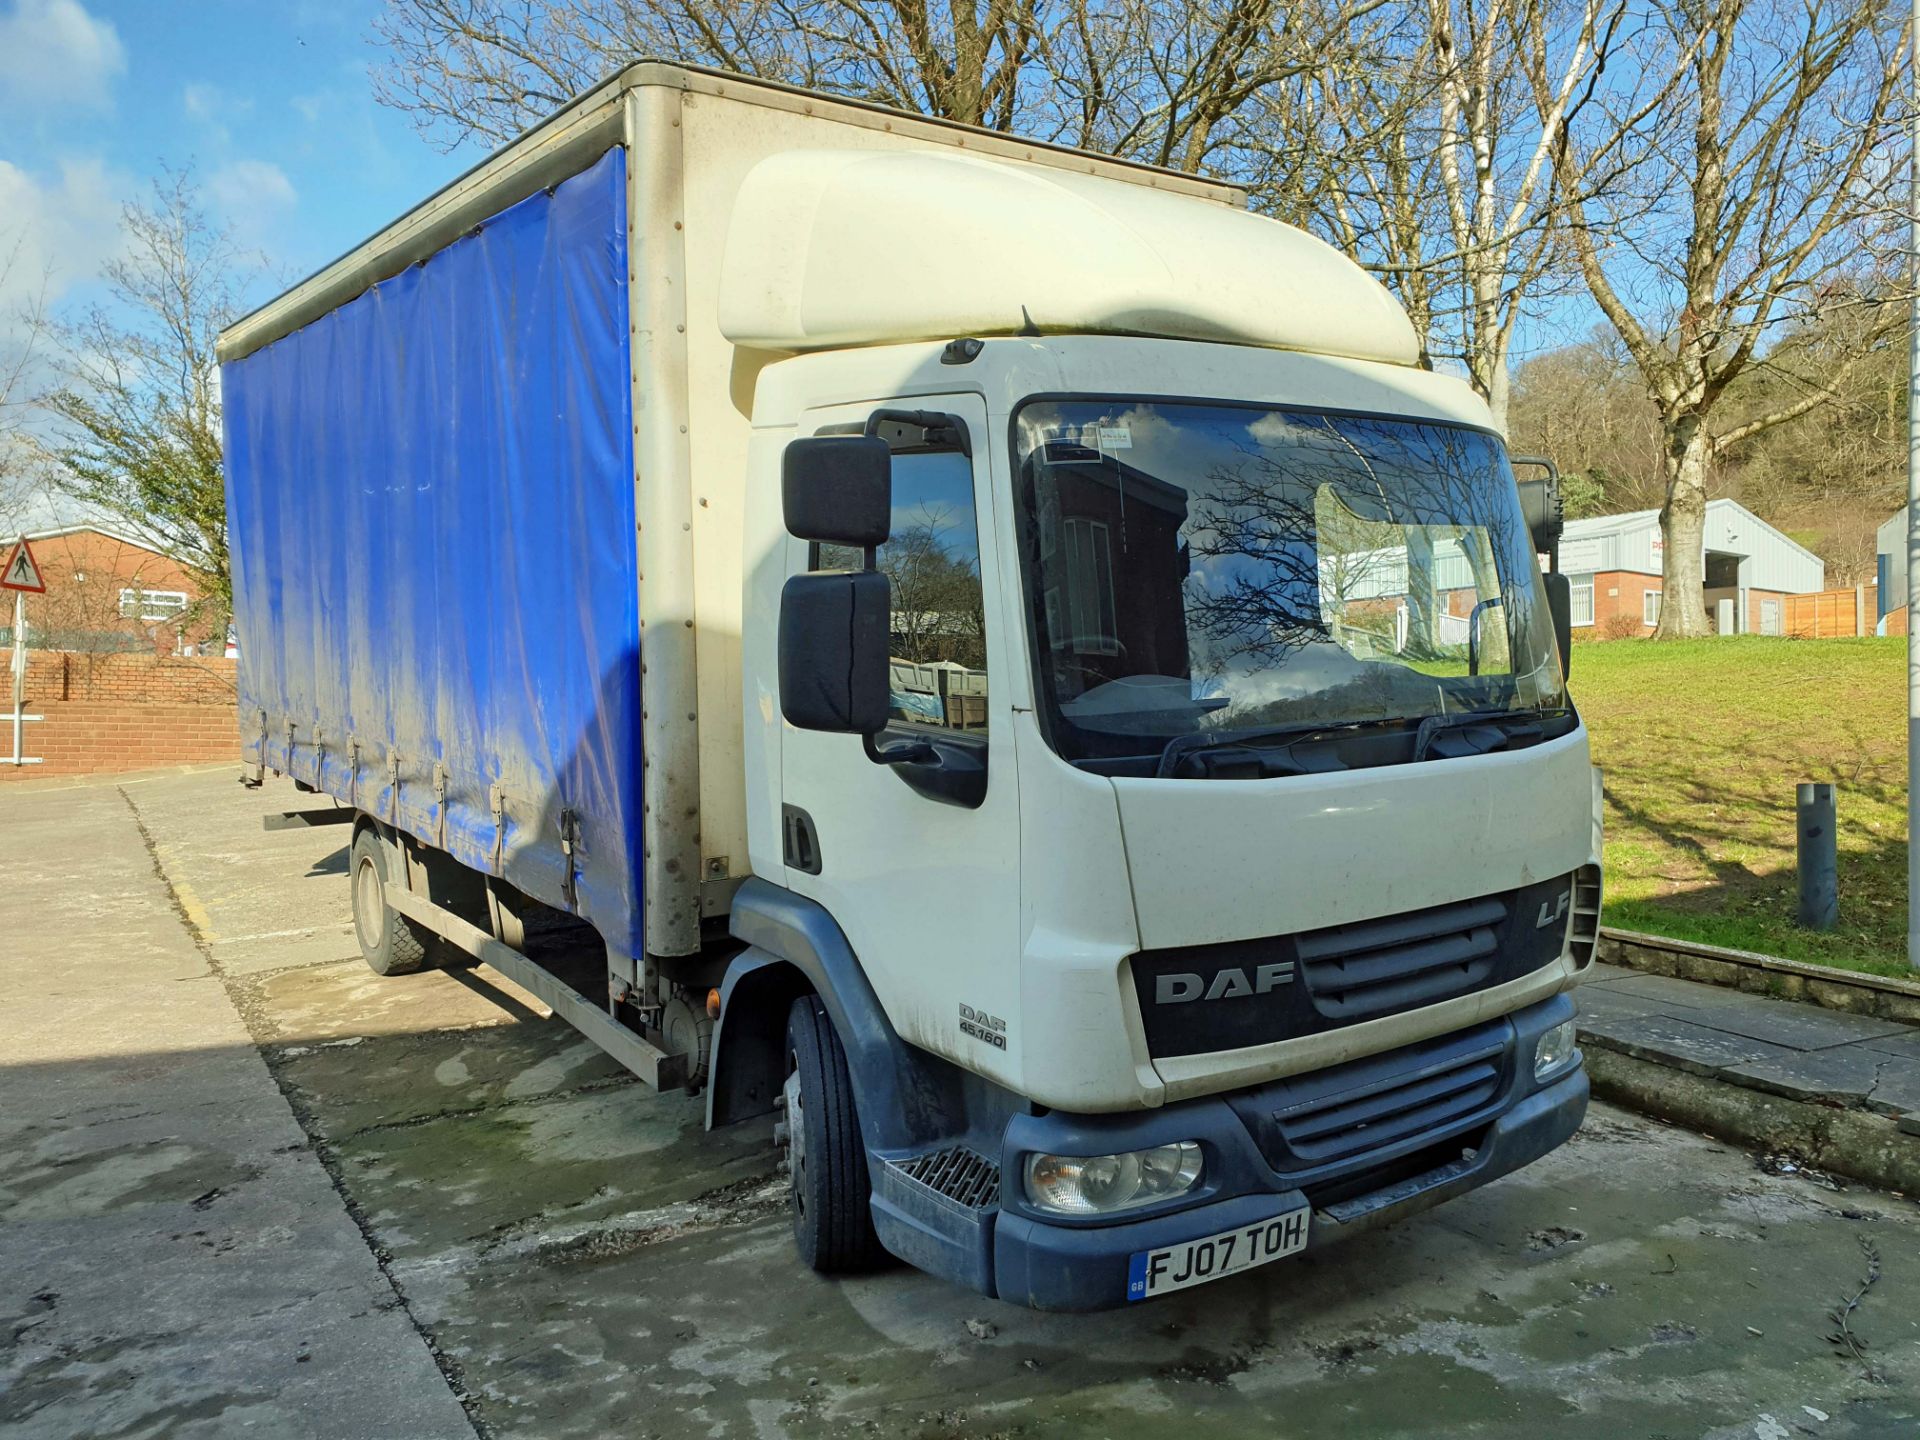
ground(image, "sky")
xmin=0 ymin=0 xmax=485 ymax=529
xmin=0 ymin=0 xmax=478 ymax=427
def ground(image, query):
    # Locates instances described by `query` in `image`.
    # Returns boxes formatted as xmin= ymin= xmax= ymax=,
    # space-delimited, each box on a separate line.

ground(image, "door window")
xmin=817 ymin=448 xmax=988 ymax=732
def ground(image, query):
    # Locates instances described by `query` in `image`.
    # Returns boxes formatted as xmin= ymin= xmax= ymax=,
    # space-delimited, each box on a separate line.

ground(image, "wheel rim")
xmin=783 ymin=1062 xmax=806 ymax=1217
xmin=352 ymin=854 xmax=387 ymax=954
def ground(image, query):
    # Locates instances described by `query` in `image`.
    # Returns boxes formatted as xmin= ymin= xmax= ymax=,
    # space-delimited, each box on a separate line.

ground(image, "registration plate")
xmin=1126 ymin=1208 xmax=1309 ymax=1301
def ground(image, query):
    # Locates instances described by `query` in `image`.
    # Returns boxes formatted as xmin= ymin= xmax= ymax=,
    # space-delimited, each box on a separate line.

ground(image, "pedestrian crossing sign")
xmin=0 ymin=537 xmax=46 ymax=593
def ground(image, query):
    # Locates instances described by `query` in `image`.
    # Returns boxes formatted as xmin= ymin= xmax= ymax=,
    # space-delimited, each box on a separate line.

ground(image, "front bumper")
xmin=994 ymin=1062 xmax=1586 ymax=1310
xmin=869 ymin=993 xmax=1587 ymax=1311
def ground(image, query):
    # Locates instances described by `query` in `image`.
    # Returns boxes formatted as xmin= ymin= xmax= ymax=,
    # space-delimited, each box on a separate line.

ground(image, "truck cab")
xmin=715 ymin=333 xmax=1600 ymax=1308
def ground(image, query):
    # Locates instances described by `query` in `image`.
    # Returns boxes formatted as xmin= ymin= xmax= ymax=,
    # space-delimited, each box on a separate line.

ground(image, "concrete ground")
xmin=4 ymin=768 xmax=1919 ymax=1439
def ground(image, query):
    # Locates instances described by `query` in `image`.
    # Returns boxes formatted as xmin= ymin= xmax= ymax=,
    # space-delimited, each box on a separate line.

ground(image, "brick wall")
xmin=1581 ymin=571 xmax=1665 ymax=635
xmin=0 ymin=653 xmax=239 ymax=780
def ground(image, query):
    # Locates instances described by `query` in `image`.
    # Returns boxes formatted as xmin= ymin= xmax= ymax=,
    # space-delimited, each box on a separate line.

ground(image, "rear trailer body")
xmin=220 ymin=63 xmax=1602 ymax=1311
xmin=224 ymin=150 xmax=642 ymax=953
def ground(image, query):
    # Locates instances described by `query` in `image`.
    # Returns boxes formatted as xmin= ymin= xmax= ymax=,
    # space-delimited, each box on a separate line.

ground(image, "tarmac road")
xmin=4 ymin=767 xmax=1918 ymax=1439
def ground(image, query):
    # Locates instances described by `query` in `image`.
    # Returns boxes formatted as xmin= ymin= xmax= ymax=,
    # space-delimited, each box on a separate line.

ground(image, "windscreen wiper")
xmin=1157 ymin=707 xmax=1563 ymax=779
xmin=1410 ymin=707 xmax=1549 ymax=762
xmin=1155 ymin=717 xmax=1402 ymax=779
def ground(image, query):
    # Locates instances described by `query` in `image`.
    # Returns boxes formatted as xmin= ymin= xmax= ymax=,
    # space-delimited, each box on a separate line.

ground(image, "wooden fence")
xmin=1783 ymin=585 xmax=1877 ymax=639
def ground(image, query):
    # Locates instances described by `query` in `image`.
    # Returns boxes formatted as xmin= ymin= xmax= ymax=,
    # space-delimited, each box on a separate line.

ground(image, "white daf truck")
xmin=219 ymin=62 xmax=1601 ymax=1310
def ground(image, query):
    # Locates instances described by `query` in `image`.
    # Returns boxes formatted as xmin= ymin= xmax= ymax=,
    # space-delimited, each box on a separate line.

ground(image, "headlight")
xmin=1023 ymin=1142 xmax=1203 ymax=1217
xmin=1534 ymin=1019 xmax=1579 ymax=1080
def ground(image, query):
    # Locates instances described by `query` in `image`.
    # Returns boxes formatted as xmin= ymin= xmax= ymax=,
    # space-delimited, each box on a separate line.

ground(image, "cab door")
xmin=777 ymin=394 xmax=1023 ymax=1083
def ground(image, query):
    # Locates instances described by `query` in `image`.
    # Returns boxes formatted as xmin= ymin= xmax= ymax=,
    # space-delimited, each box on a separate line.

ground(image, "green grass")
xmin=1575 ymin=636 xmax=1916 ymax=980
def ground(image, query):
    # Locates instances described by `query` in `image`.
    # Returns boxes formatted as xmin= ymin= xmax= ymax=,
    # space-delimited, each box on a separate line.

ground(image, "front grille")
xmin=1297 ymin=895 xmax=1509 ymax=1021
xmin=893 ymin=1146 xmax=1000 ymax=1209
xmin=1131 ymin=874 xmax=1576 ymax=1057
xmin=1272 ymin=1032 xmax=1506 ymax=1164
xmin=1569 ymin=864 xmax=1602 ymax=968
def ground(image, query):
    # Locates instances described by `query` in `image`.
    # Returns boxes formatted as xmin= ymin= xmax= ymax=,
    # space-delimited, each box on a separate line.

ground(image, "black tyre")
xmin=783 ymin=995 xmax=885 ymax=1272
xmin=349 ymin=827 xmax=434 ymax=977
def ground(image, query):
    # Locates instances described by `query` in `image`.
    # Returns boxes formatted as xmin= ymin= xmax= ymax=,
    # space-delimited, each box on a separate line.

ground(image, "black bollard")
xmin=1796 ymin=782 xmax=1838 ymax=931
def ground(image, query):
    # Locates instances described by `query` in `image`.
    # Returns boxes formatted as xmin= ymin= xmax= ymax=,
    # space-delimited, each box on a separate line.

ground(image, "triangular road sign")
xmin=0 ymin=537 xmax=46 ymax=593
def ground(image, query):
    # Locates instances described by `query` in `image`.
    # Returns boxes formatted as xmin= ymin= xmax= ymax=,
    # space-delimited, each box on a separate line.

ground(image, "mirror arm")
xmin=864 ymin=408 xmax=973 ymax=458
xmin=1467 ymin=595 xmax=1504 ymax=677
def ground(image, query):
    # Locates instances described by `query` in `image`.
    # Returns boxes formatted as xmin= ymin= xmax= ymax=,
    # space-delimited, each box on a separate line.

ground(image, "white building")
xmin=1558 ymin=499 xmax=1824 ymax=636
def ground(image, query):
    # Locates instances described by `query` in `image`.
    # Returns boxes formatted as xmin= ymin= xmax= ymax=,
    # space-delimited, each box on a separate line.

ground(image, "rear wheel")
xmin=350 ymin=828 xmax=434 ymax=976
xmin=781 ymin=995 xmax=884 ymax=1272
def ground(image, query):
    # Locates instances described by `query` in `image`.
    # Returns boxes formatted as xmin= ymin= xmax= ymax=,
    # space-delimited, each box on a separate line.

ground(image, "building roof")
xmin=1561 ymin=497 xmax=1821 ymax=565
xmin=23 ymin=522 xmax=174 ymax=556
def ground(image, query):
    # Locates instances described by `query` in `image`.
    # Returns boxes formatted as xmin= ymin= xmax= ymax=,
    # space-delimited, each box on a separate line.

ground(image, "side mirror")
xmin=1512 ymin=457 xmax=1564 ymax=558
xmin=779 ymin=569 xmax=890 ymax=733
xmin=1542 ymin=571 xmax=1574 ymax=678
xmin=783 ymin=436 xmax=891 ymax=546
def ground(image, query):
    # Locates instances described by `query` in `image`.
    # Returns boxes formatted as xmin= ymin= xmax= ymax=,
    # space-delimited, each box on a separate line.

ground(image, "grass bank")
xmin=1575 ymin=636 xmax=1911 ymax=979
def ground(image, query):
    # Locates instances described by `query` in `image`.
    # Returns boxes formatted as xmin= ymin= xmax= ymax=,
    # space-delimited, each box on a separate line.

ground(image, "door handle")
xmin=782 ymin=804 xmax=822 ymax=874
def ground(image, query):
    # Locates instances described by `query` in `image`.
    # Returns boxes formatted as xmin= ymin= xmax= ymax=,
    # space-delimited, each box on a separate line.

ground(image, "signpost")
xmin=0 ymin=536 xmax=46 ymax=767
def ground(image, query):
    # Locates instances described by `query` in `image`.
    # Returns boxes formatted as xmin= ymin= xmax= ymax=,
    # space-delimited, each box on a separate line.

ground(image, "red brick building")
xmin=9 ymin=525 xmax=221 ymax=655
xmin=0 ymin=527 xmax=236 ymax=777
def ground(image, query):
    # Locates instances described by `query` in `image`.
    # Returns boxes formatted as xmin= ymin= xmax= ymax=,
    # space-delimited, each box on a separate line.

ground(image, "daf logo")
xmin=1156 ymin=962 xmax=1295 ymax=1005
xmin=1536 ymin=889 xmax=1571 ymax=930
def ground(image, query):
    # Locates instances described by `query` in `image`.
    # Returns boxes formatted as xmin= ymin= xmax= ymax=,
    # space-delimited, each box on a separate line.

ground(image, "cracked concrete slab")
xmin=1720 ymin=1047 xmax=1894 ymax=1106
xmin=1667 ymin=1003 xmax=1913 ymax=1053
xmin=1574 ymin=1010 xmax=1799 ymax=1077
xmin=1864 ymin=1029 xmax=1920 ymax=1061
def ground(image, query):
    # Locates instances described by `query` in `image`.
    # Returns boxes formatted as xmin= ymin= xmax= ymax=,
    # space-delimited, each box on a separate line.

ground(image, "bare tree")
xmin=40 ymin=170 xmax=259 ymax=617
xmin=1552 ymin=0 xmax=1909 ymax=638
xmin=1292 ymin=0 xmax=1691 ymax=433
xmin=367 ymin=0 xmax=1390 ymax=178
xmin=1507 ymin=327 xmax=1670 ymax=511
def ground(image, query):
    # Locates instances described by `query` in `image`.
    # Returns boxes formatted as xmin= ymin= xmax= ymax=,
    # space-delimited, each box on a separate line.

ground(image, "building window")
xmin=1643 ymin=589 xmax=1662 ymax=626
xmin=119 ymin=589 xmax=190 ymax=621
xmin=1569 ymin=577 xmax=1594 ymax=628
xmin=1062 ymin=517 xmax=1118 ymax=655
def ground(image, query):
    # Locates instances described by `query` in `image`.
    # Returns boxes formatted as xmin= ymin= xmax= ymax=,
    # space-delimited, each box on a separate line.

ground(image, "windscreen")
xmin=1014 ymin=400 xmax=1567 ymax=767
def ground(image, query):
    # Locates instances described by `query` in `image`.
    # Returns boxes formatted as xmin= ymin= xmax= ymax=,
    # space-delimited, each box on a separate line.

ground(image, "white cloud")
xmin=206 ymin=160 xmax=298 ymax=251
xmin=182 ymin=81 xmax=254 ymax=146
xmin=208 ymin=159 xmax=297 ymax=212
xmin=0 ymin=0 xmax=125 ymax=110
xmin=0 ymin=156 xmax=126 ymax=311
xmin=183 ymin=83 xmax=217 ymax=120
xmin=0 ymin=157 xmax=130 ymax=529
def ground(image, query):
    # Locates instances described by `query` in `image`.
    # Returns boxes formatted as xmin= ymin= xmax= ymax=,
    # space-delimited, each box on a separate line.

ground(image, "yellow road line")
xmin=173 ymin=881 xmax=219 ymax=942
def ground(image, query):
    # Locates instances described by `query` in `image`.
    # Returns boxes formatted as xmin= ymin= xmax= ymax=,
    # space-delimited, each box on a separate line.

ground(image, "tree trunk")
xmin=1652 ymin=419 xmax=1711 ymax=639
xmin=1481 ymin=342 xmax=1511 ymax=435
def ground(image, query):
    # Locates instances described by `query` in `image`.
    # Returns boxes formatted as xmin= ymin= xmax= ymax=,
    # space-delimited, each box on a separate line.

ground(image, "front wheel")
xmin=782 ymin=995 xmax=885 ymax=1273
xmin=349 ymin=828 xmax=435 ymax=976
